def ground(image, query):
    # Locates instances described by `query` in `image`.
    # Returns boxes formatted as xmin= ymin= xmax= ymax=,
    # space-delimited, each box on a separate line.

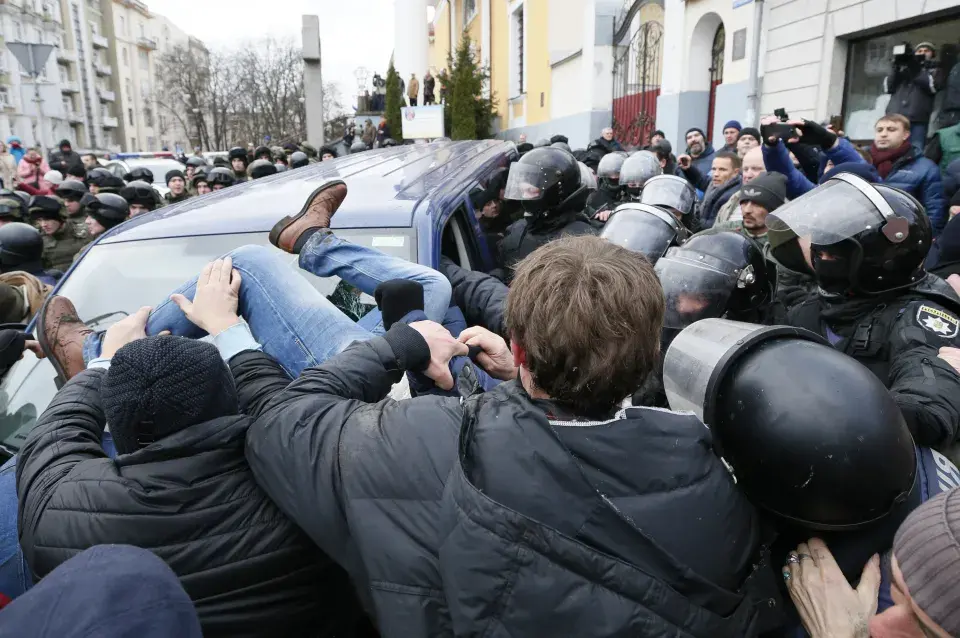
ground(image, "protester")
xmin=163 ymin=169 xmax=191 ymax=204
xmin=361 ymin=119 xmax=376 ymax=149
xmin=713 ymin=171 xmax=786 ymax=244
xmin=770 ymin=174 xmax=960 ymax=448
xmin=592 ymin=126 xmax=624 ymax=153
xmin=83 ymin=193 xmax=128 ymax=240
xmin=80 ymin=153 xmax=98 ymax=171
xmin=0 ymin=142 xmax=16 ymax=190
xmin=721 ymin=120 xmax=741 ymax=153
xmin=715 ymin=145 xmax=765 ymax=225
xmin=694 ymin=151 xmax=742 ymax=229
xmin=5 ymin=137 xmax=24 ymax=165
xmin=0 ymin=223 xmax=59 ymax=286
xmin=407 ymin=73 xmax=419 ymax=106
xmin=47 ymin=140 xmax=84 ymax=177
xmin=28 ymin=196 xmax=85 ymax=273
xmin=376 ymin=121 xmax=391 ymax=147
xmin=647 ymin=129 xmax=665 ymax=148
xmin=16 ymin=148 xmax=52 ymax=196
xmin=683 ymin=127 xmax=715 ymax=176
xmin=423 ymin=70 xmax=436 ymax=105
xmin=885 ymin=42 xmax=942 ymax=151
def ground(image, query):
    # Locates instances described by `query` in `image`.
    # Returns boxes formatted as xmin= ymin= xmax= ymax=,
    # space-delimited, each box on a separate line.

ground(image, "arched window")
xmin=707 ymin=24 xmax=725 ymax=140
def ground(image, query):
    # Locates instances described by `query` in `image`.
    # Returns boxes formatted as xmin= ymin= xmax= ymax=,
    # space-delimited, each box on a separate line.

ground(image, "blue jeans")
xmin=0 ymin=457 xmax=31 ymax=603
xmin=84 ymin=230 xmax=451 ymax=378
xmin=911 ymin=122 xmax=929 ymax=152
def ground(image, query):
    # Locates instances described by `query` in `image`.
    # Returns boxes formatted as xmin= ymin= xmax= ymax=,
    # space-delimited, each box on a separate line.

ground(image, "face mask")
xmin=812 ymin=251 xmax=853 ymax=295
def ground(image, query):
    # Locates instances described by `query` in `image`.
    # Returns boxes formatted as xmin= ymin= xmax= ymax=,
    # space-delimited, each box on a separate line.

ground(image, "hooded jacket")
xmin=16 ymin=368 xmax=360 ymax=637
xmin=699 ymin=174 xmax=742 ymax=229
xmin=244 ymin=326 xmax=763 ymax=638
xmin=48 ymin=142 xmax=84 ymax=177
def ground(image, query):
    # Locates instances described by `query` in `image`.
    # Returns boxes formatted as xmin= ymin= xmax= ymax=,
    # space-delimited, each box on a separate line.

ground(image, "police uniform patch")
xmin=917 ymin=305 xmax=960 ymax=338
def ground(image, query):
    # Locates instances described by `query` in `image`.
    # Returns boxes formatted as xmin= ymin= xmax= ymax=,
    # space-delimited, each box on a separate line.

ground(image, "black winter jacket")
xmin=16 ymin=369 xmax=359 ymax=638
xmin=885 ymin=64 xmax=941 ymax=124
xmin=244 ymin=327 xmax=763 ymax=638
xmin=498 ymin=211 xmax=598 ymax=280
xmin=440 ymin=257 xmax=508 ymax=337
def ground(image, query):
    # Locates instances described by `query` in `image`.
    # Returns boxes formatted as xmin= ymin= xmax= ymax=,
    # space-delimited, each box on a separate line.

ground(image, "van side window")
xmin=441 ymin=206 xmax=480 ymax=270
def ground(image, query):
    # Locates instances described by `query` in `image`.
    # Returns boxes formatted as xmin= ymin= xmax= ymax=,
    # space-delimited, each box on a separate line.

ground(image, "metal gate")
xmin=612 ymin=20 xmax=664 ymax=148
xmin=706 ymin=25 xmax=725 ymax=143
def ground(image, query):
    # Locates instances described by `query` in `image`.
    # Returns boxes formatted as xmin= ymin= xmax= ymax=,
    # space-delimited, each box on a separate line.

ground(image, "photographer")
xmin=885 ymin=42 xmax=943 ymax=151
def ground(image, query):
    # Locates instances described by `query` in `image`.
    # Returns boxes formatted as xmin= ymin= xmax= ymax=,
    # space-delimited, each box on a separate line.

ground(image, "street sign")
xmin=6 ymin=42 xmax=54 ymax=76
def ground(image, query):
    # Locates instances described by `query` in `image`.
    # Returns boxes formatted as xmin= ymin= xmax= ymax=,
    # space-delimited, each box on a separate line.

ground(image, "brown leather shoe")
xmin=37 ymin=296 xmax=92 ymax=386
xmin=269 ymin=180 xmax=347 ymax=253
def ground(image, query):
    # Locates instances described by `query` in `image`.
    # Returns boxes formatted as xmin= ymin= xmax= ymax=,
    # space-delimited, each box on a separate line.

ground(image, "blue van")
xmin=0 ymin=140 xmax=517 ymax=457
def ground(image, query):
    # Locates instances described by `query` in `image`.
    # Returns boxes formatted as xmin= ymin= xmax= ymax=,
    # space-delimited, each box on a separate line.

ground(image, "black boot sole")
xmin=268 ymin=179 xmax=346 ymax=252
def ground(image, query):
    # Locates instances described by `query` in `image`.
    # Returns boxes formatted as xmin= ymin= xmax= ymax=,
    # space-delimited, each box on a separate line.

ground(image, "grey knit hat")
xmin=892 ymin=487 xmax=960 ymax=634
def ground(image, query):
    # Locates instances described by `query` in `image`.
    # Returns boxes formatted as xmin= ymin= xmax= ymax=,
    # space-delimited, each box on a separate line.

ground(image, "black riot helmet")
xmin=600 ymin=203 xmax=688 ymax=265
xmin=350 ymin=139 xmax=367 ymax=154
xmin=185 ymin=156 xmax=208 ymax=169
xmin=207 ymin=167 xmax=237 ymax=187
xmin=534 ymin=138 xmax=551 ymax=148
xmin=655 ymin=232 xmax=774 ymax=335
xmin=254 ymin=146 xmax=273 ymax=161
xmin=663 ymin=318 xmax=917 ymax=531
xmin=0 ymin=222 xmax=44 ymax=270
xmin=0 ymin=189 xmax=26 ymax=222
xmin=768 ymin=174 xmax=930 ymax=296
xmin=578 ymin=162 xmax=597 ymax=192
xmin=503 ymin=146 xmax=585 ymax=217
xmin=86 ymin=192 xmax=130 ymax=229
xmin=122 ymin=167 xmax=154 ymax=184
xmin=639 ymin=174 xmax=697 ymax=217
xmin=84 ymin=167 xmax=112 ymax=187
xmin=55 ymin=180 xmax=88 ymax=202
xmin=228 ymin=146 xmax=248 ymax=163
xmin=87 ymin=168 xmax=125 ymax=193
xmin=119 ymin=180 xmax=158 ymax=210
xmin=248 ymin=159 xmax=278 ymax=179
xmin=550 ymin=141 xmax=572 ymax=153
xmin=289 ymin=151 xmax=309 ymax=169
xmin=619 ymin=150 xmax=662 ymax=197
xmin=596 ymin=151 xmax=628 ymax=189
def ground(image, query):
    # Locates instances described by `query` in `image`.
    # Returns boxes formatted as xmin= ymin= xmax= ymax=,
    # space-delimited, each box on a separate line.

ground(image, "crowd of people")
xmin=0 ymin=92 xmax=959 ymax=637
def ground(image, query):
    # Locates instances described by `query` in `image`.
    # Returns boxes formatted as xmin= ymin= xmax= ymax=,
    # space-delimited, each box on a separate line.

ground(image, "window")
xmin=139 ymin=22 xmax=145 ymax=37
xmin=124 ymin=78 xmax=131 ymax=100
xmin=122 ymin=47 xmax=128 ymax=66
xmin=130 ymin=136 xmax=136 ymax=149
xmin=13 ymin=21 xmax=22 ymax=41
xmin=58 ymin=66 xmax=68 ymax=83
xmin=119 ymin=15 xmax=125 ymax=36
xmin=34 ymin=27 xmax=42 ymax=43
xmin=147 ymin=135 xmax=155 ymax=149
xmin=139 ymin=79 xmax=150 ymax=98
xmin=62 ymin=96 xmax=71 ymax=112
xmin=128 ymin=107 xmax=134 ymax=125
xmin=463 ymin=0 xmax=477 ymax=27
xmin=0 ymin=87 xmax=10 ymax=108
xmin=144 ymin=106 xmax=153 ymax=127
xmin=510 ymin=3 xmax=525 ymax=97
xmin=138 ymin=49 xmax=148 ymax=70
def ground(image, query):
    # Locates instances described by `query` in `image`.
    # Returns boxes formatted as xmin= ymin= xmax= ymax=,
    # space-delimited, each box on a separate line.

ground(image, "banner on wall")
xmin=400 ymin=105 xmax=445 ymax=140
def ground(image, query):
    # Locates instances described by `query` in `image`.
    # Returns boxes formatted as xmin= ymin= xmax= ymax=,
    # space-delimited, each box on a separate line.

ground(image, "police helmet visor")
xmin=620 ymin=152 xmax=662 ymax=190
xmin=579 ymin=163 xmax=597 ymax=191
xmin=655 ymin=251 xmax=752 ymax=329
xmin=601 ymin=206 xmax=682 ymax=262
xmin=504 ymin=163 xmax=563 ymax=201
xmin=597 ymin=152 xmax=627 ymax=180
xmin=639 ymin=176 xmax=697 ymax=216
xmin=767 ymin=178 xmax=887 ymax=245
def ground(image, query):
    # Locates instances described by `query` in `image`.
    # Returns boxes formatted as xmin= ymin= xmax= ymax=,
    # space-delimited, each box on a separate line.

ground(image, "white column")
xmin=395 ymin=0 xmax=429 ymax=102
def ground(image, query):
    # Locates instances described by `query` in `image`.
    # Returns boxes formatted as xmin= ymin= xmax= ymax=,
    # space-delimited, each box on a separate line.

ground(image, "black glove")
xmin=760 ymin=123 xmax=784 ymax=147
xmin=796 ymin=119 xmax=838 ymax=151
xmin=374 ymin=279 xmax=425 ymax=330
xmin=0 ymin=330 xmax=26 ymax=374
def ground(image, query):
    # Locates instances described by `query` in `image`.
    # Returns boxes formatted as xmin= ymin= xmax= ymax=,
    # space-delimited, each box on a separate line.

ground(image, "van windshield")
xmin=0 ymin=229 xmax=416 ymax=456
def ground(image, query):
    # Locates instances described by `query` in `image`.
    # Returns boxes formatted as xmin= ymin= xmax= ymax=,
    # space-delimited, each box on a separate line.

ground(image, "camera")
xmin=774 ymin=108 xmax=789 ymax=122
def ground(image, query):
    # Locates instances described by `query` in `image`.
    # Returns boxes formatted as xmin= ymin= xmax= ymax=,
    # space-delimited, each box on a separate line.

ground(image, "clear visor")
xmin=640 ymin=176 xmax=697 ymax=216
xmin=597 ymin=153 xmax=627 ymax=179
xmin=504 ymin=163 xmax=560 ymax=201
xmin=656 ymin=256 xmax=738 ymax=329
xmin=620 ymin=152 xmax=662 ymax=189
xmin=601 ymin=206 xmax=683 ymax=261
xmin=579 ymin=163 xmax=598 ymax=190
xmin=767 ymin=180 xmax=885 ymax=244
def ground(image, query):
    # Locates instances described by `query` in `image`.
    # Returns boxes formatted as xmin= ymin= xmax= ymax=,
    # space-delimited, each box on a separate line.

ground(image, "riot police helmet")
xmin=119 ymin=180 xmax=158 ymax=210
xmin=663 ymin=319 xmax=918 ymax=531
xmin=578 ymin=162 xmax=597 ymax=191
xmin=122 ymin=167 xmax=154 ymax=184
xmin=185 ymin=156 xmax=208 ymax=169
xmin=639 ymin=174 xmax=698 ymax=218
xmin=0 ymin=189 xmax=26 ymax=221
xmin=55 ymin=180 xmax=88 ymax=202
xmin=0 ymin=222 xmax=44 ymax=269
xmin=767 ymin=173 xmax=930 ymax=296
xmin=503 ymin=146 xmax=585 ymax=217
xmin=289 ymin=151 xmax=309 ymax=169
xmin=84 ymin=167 xmax=112 ymax=187
xmin=248 ymin=159 xmax=278 ymax=179
xmin=550 ymin=141 xmax=572 ymax=153
xmin=534 ymin=138 xmax=551 ymax=148
xmin=655 ymin=231 xmax=774 ymax=333
xmin=228 ymin=146 xmax=248 ymax=162
xmin=86 ymin=192 xmax=130 ymax=229
xmin=207 ymin=167 xmax=237 ymax=187
xmin=619 ymin=151 xmax=663 ymax=197
xmin=254 ymin=146 xmax=273 ymax=161
xmin=601 ymin=203 xmax=688 ymax=265
xmin=596 ymin=152 xmax=628 ymax=188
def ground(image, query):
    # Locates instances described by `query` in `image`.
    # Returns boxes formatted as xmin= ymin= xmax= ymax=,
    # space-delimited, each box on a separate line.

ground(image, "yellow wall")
xmin=523 ymin=0 xmax=551 ymax=125
xmin=428 ymin=2 xmax=451 ymax=73
xmin=463 ymin=0 xmax=482 ymax=54
xmin=490 ymin=0 xmax=510 ymax=123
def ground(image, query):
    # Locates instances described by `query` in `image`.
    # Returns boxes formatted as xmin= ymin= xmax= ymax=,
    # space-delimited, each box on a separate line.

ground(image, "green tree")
xmin=385 ymin=60 xmax=404 ymax=143
xmin=447 ymin=34 xmax=497 ymax=140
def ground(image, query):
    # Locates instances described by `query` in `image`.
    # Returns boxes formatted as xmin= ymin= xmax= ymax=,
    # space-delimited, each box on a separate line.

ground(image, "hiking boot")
xmin=38 ymin=296 xmax=92 ymax=386
xmin=269 ymin=180 xmax=347 ymax=253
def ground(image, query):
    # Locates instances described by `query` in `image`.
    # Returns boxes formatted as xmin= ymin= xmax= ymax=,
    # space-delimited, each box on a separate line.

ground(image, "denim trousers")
xmin=910 ymin=122 xmax=929 ymax=152
xmin=83 ymin=230 xmax=452 ymax=379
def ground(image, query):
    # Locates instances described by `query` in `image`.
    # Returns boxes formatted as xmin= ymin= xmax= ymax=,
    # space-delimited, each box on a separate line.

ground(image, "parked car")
xmin=0 ymin=140 xmax=514 ymax=458
xmin=103 ymin=157 xmax=186 ymax=197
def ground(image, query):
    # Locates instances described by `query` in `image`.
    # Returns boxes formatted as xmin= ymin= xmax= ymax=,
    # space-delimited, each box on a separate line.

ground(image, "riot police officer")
xmin=663 ymin=318 xmax=960 ymax=631
xmin=248 ymin=158 xmax=278 ymax=180
xmin=122 ymin=167 xmax=154 ymax=184
xmin=289 ymin=151 xmax=310 ymax=169
xmin=600 ymin=203 xmax=689 ymax=266
xmin=28 ymin=196 xmax=87 ymax=273
xmin=769 ymin=173 xmax=960 ymax=448
xmin=84 ymin=192 xmax=129 ymax=240
xmin=586 ymin=152 xmax=627 ymax=219
xmin=498 ymin=146 xmax=597 ymax=279
xmin=85 ymin=168 xmax=124 ymax=195
xmin=54 ymin=180 xmax=90 ymax=243
xmin=191 ymin=168 xmax=212 ymax=196
xmin=0 ymin=189 xmax=26 ymax=225
xmin=0 ymin=222 xmax=61 ymax=285
xmin=228 ymin=146 xmax=249 ymax=181
xmin=184 ymin=155 xmax=208 ymax=189
xmin=619 ymin=150 xmax=662 ymax=200
xmin=207 ymin=167 xmax=237 ymax=191
xmin=120 ymin=181 xmax=160 ymax=217
xmin=640 ymin=174 xmax=700 ymax=233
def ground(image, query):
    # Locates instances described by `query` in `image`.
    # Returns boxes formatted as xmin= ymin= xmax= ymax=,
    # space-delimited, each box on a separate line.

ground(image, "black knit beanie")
xmin=101 ymin=336 xmax=239 ymax=455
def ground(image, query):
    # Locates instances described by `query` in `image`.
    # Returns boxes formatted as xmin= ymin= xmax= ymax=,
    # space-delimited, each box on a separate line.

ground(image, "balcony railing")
xmin=66 ymin=110 xmax=83 ymax=124
xmin=59 ymin=80 xmax=80 ymax=93
xmin=91 ymin=33 xmax=108 ymax=49
xmin=101 ymin=115 xmax=118 ymax=128
xmin=137 ymin=36 xmax=157 ymax=50
xmin=94 ymin=62 xmax=112 ymax=76
xmin=98 ymin=88 xmax=115 ymax=101
xmin=55 ymin=48 xmax=76 ymax=63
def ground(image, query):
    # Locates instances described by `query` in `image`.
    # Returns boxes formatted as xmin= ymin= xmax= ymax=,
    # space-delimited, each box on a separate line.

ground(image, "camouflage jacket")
xmin=42 ymin=222 xmax=90 ymax=273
